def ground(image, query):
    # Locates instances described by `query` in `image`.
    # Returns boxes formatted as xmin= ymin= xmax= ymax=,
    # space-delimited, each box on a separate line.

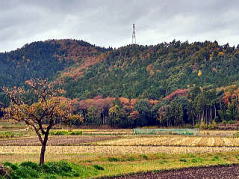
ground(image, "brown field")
xmin=109 ymin=165 xmax=239 ymax=179
xmin=0 ymin=135 xmax=119 ymax=146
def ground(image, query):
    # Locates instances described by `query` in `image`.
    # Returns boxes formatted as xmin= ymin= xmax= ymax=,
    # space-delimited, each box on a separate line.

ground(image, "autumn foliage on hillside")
xmin=164 ymin=89 xmax=189 ymax=100
xmin=78 ymin=96 xmax=159 ymax=110
xmin=51 ymin=39 xmax=106 ymax=62
xmin=62 ymin=40 xmax=239 ymax=100
xmin=0 ymin=39 xmax=108 ymax=87
xmin=61 ymin=53 xmax=109 ymax=79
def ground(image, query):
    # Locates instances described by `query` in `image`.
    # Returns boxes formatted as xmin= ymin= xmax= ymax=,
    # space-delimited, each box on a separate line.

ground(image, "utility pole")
xmin=132 ymin=24 xmax=136 ymax=44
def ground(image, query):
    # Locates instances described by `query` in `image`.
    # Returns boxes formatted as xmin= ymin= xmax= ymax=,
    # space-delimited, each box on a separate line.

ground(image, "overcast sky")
xmin=1 ymin=0 xmax=239 ymax=52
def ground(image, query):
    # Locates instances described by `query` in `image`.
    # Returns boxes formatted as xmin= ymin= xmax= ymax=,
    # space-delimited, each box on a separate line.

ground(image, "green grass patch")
xmin=191 ymin=157 xmax=203 ymax=163
xmin=1 ymin=151 xmax=239 ymax=178
xmin=2 ymin=161 xmax=102 ymax=178
xmin=50 ymin=130 xmax=82 ymax=136
xmin=107 ymin=156 xmax=137 ymax=162
xmin=0 ymin=131 xmax=23 ymax=138
xmin=212 ymin=156 xmax=220 ymax=161
xmin=91 ymin=152 xmax=239 ymax=178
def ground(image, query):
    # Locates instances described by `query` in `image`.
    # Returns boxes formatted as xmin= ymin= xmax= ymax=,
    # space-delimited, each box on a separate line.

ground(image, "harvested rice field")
xmin=1 ymin=145 xmax=239 ymax=155
xmin=94 ymin=136 xmax=239 ymax=147
xmin=1 ymin=126 xmax=239 ymax=178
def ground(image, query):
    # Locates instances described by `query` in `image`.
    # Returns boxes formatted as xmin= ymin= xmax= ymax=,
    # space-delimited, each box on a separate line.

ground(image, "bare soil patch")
xmin=0 ymin=135 xmax=119 ymax=146
xmin=105 ymin=165 xmax=239 ymax=179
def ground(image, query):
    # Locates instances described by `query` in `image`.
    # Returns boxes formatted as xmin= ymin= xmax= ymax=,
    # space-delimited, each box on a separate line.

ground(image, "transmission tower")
xmin=132 ymin=24 xmax=136 ymax=44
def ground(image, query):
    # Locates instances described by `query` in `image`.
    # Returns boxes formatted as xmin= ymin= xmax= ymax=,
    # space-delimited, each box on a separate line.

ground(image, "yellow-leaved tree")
xmin=3 ymin=79 xmax=81 ymax=165
xmin=198 ymin=70 xmax=202 ymax=77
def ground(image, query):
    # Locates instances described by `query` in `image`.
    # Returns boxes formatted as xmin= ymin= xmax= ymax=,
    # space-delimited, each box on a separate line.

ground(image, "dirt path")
xmin=105 ymin=165 xmax=239 ymax=179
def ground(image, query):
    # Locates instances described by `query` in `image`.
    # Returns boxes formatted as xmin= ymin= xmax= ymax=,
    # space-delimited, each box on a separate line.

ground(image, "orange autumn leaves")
xmin=3 ymin=79 xmax=83 ymax=128
xmin=222 ymin=85 xmax=239 ymax=105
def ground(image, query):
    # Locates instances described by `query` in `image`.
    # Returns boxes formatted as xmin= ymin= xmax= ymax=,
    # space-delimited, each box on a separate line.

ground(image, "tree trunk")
xmin=209 ymin=108 xmax=212 ymax=121
xmin=39 ymin=132 xmax=49 ymax=165
xmin=201 ymin=110 xmax=204 ymax=123
xmin=214 ymin=105 xmax=217 ymax=120
xmin=40 ymin=143 xmax=47 ymax=165
xmin=205 ymin=109 xmax=208 ymax=124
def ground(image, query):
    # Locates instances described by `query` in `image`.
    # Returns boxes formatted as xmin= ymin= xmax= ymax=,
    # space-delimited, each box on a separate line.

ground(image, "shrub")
xmin=227 ymin=120 xmax=236 ymax=124
xmin=93 ymin=165 xmax=104 ymax=170
xmin=11 ymin=166 xmax=40 ymax=178
xmin=70 ymin=131 xmax=82 ymax=135
xmin=50 ymin=131 xmax=68 ymax=135
xmin=20 ymin=161 xmax=40 ymax=171
xmin=179 ymin=158 xmax=187 ymax=162
xmin=208 ymin=121 xmax=217 ymax=129
xmin=0 ymin=131 xmax=23 ymax=138
xmin=3 ymin=162 xmax=18 ymax=170
xmin=42 ymin=161 xmax=72 ymax=175
xmin=3 ymin=161 xmax=97 ymax=178
xmin=50 ymin=130 xmax=82 ymax=135
xmin=199 ymin=122 xmax=208 ymax=129
xmin=125 ymin=157 xmax=136 ymax=161
xmin=108 ymin=157 xmax=120 ymax=162
xmin=212 ymin=156 xmax=220 ymax=161
xmin=140 ymin=154 xmax=149 ymax=160
xmin=191 ymin=157 xmax=203 ymax=163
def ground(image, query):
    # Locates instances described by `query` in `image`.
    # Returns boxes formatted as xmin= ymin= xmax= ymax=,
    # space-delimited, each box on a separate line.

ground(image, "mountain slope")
xmin=1 ymin=39 xmax=239 ymax=102
xmin=62 ymin=41 xmax=239 ymax=99
xmin=0 ymin=39 xmax=107 ymax=87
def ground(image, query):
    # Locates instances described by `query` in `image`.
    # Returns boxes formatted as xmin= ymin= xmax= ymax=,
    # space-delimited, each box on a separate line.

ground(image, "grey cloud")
xmin=0 ymin=0 xmax=239 ymax=52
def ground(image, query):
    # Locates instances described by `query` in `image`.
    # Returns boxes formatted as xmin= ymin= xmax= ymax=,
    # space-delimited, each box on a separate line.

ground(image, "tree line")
xmin=61 ymin=85 xmax=239 ymax=128
xmin=2 ymin=84 xmax=239 ymax=129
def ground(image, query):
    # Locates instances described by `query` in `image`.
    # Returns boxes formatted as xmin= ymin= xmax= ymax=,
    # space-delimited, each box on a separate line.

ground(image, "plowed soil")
xmin=0 ymin=135 xmax=118 ymax=146
xmin=105 ymin=165 xmax=239 ymax=179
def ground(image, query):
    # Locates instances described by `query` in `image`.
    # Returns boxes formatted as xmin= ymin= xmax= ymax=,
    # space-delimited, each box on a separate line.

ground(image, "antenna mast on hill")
xmin=132 ymin=24 xmax=136 ymax=44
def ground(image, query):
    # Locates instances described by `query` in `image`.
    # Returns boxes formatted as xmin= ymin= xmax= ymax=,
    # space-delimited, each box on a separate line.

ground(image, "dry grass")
xmin=1 ymin=145 xmax=239 ymax=156
xmin=94 ymin=136 xmax=239 ymax=147
xmin=199 ymin=130 xmax=237 ymax=137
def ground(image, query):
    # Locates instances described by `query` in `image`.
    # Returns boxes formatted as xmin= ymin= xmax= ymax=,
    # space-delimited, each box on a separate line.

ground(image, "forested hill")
xmin=1 ymin=39 xmax=239 ymax=101
xmin=62 ymin=40 xmax=239 ymax=99
xmin=0 ymin=39 xmax=107 ymax=87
